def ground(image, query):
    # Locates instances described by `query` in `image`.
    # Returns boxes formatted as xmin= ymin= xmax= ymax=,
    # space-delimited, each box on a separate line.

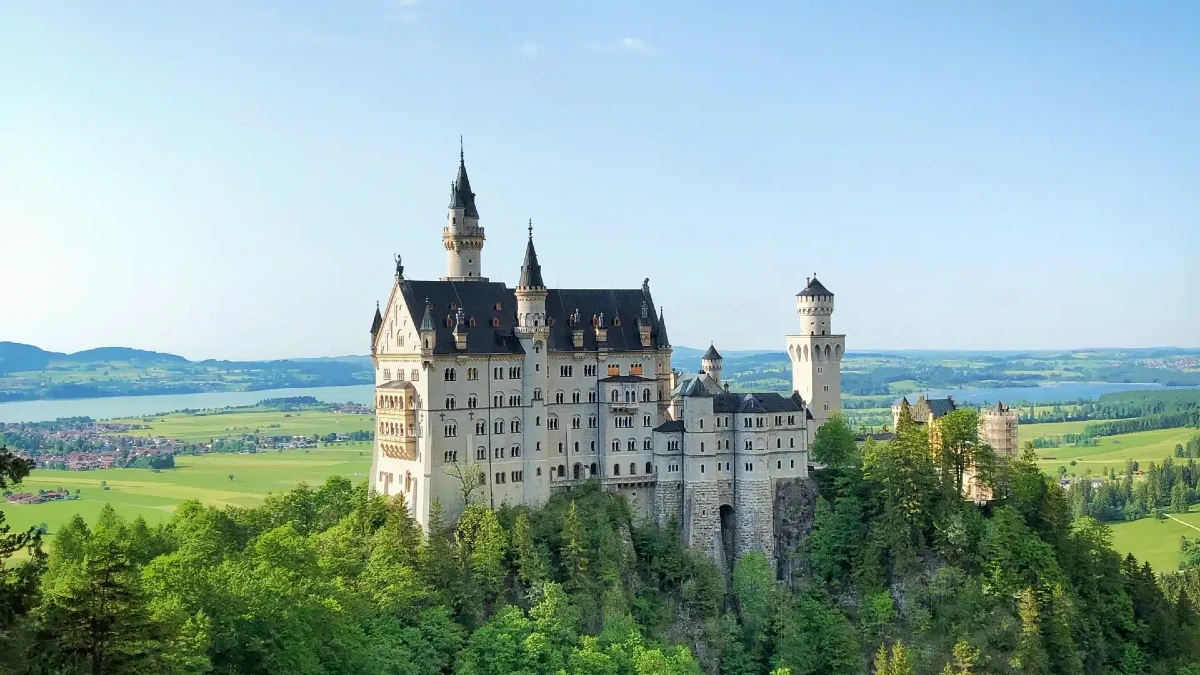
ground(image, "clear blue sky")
xmin=3 ymin=1 xmax=1197 ymax=360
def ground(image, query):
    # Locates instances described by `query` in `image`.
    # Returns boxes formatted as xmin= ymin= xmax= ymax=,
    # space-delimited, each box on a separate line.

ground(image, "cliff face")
xmin=773 ymin=477 xmax=819 ymax=580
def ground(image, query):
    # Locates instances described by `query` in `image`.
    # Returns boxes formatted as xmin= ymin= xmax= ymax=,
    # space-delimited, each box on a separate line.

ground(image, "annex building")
xmin=367 ymin=148 xmax=844 ymax=567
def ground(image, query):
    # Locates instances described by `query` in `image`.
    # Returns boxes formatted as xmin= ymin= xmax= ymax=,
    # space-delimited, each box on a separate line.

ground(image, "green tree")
xmin=938 ymin=408 xmax=983 ymax=495
xmin=1173 ymin=482 xmax=1190 ymax=513
xmin=940 ymin=640 xmax=980 ymax=675
xmin=1012 ymin=587 xmax=1050 ymax=675
xmin=562 ymin=501 xmax=589 ymax=595
xmin=810 ymin=413 xmax=858 ymax=471
xmin=0 ymin=447 xmax=43 ymax=655
xmin=513 ymin=512 xmax=547 ymax=591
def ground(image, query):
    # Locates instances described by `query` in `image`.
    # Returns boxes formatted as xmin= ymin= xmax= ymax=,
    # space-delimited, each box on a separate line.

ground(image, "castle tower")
xmin=700 ymin=344 xmax=723 ymax=386
xmin=786 ymin=275 xmax=844 ymax=427
xmin=514 ymin=223 xmax=551 ymax=506
xmin=442 ymin=139 xmax=487 ymax=281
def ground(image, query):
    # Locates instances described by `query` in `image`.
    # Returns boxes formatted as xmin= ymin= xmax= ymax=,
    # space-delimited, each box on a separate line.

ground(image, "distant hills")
xmin=0 ymin=342 xmax=373 ymax=402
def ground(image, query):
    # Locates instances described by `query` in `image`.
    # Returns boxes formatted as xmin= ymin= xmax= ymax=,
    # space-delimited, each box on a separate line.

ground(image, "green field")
xmin=112 ymin=409 xmax=375 ymax=442
xmin=1109 ymin=511 xmax=1200 ymax=571
xmin=1024 ymin=421 xmax=1199 ymax=476
xmin=4 ymin=442 xmax=373 ymax=549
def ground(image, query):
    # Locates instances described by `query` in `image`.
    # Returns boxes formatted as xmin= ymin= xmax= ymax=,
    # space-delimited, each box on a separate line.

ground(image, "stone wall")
xmin=683 ymin=482 xmax=722 ymax=571
xmin=735 ymin=478 xmax=775 ymax=562
xmin=773 ymin=477 xmax=819 ymax=580
xmin=654 ymin=481 xmax=683 ymax=528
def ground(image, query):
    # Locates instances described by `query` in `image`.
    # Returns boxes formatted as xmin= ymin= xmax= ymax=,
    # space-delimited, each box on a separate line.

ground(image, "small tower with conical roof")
xmin=369 ymin=302 xmax=383 ymax=354
xmin=442 ymin=138 xmax=487 ymax=281
xmin=786 ymin=274 xmax=844 ymax=428
xmin=701 ymin=343 xmax=723 ymax=386
xmin=514 ymin=220 xmax=547 ymax=333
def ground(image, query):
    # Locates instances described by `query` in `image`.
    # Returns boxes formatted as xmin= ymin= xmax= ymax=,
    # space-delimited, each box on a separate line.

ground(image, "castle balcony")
xmin=602 ymin=475 xmax=657 ymax=488
xmin=608 ymin=401 xmax=640 ymax=413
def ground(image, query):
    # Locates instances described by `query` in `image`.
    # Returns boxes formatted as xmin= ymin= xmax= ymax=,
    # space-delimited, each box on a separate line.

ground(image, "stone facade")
xmin=368 ymin=148 xmax=842 ymax=570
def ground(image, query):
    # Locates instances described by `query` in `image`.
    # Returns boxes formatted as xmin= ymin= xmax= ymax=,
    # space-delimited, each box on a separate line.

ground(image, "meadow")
xmin=5 ymin=442 xmax=373 ymax=551
xmin=112 ymin=408 xmax=375 ymax=441
xmin=1023 ymin=420 xmax=1199 ymax=476
xmin=1109 ymin=511 xmax=1200 ymax=571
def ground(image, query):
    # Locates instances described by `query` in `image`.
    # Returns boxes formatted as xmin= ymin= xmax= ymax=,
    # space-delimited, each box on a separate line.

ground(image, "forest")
xmin=3 ymin=411 xmax=1200 ymax=674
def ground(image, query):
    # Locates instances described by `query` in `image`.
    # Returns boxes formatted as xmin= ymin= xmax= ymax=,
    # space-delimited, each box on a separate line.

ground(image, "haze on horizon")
xmin=2 ymin=2 xmax=1197 ymax=362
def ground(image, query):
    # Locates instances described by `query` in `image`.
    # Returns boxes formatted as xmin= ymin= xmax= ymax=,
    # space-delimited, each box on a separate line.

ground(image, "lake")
xmin=0 ymin=385 xmax=375 ymax=423
xmin=1 ymin=381 xmax=1194 ymax=424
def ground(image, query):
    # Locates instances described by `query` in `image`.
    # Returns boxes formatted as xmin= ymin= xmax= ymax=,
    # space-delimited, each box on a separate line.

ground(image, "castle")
xmin=367 ymin=148 xmax=843 ymax=567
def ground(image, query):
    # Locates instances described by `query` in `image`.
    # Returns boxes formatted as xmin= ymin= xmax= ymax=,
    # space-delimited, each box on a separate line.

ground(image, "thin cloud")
xmin=587 ymin=37 xmax=658 ymax=56
xmin=518 ymin=41 xmax=540 ymax=58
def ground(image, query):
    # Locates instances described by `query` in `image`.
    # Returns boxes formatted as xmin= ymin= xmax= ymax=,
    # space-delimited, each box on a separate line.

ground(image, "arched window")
xmin=476 ymin=447 xmax=486 ymax=460
xmin=467 ymin=395 xmax=478 ymax=408
xmin=494 ymin=420 xmax=504 ymax=434
xmin=642 ymin=388 xmax=651 ymax=401
xmin=572 ymin=415 xmax=581 ymax=429
xmin=555 ymin=391 xmax=565 ymax=404
xmin=627 ymin=439 xmax=636 ymax=451
xmin=493 ymin=393 xmax=504 ymax=407
xmin=533 ymin=388 xmax=542 ymax=401
xmin=613 ymin=464 xmax=621 ymax=476
xmin=572 ymin=391 xmax=581 ymax=403
xmin=611 ymin=439 xmax=620 ymax=452
xmin=475 ymin=420 xmax=486 ymax=435
xmin=444 ymin=423 xmax=457 ymax=438
xmin=547 ymin=416 xmax=559 ymax=430
xmin=574 ymin=441 xmax=579 ymax=452
xmin=590 ymin=462 xmax=597 ymax=475
xmin=444 ymin=368 xmax=456 ymax=381
xmin=646 ymin=461 xmax=653 ymax=474
xmin=511 ymin=445 xmax=521 ymax=458
xmin=557 ymin=465 xmax=565 ymax=477
xmin=610 ymin=389 xmax=619 ymax=403
xmin=510 ymin=419 xmax=521 ymax=433
xmin=643 ymin=438 xmax=651 ymax=450
xmin=445 ymin=396 xmax=456 ymax=409
xmin=410 ymin=369 xmax=419 ymax=381
xmin=630 ymin=462 xmax=637 ymax=475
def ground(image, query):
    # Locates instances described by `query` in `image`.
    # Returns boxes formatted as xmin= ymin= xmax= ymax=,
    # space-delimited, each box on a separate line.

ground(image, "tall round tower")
xmin=786 ymin=274 xmax=844 ymax=427
xmin=442 ymin=139 xmax=487 ymax=281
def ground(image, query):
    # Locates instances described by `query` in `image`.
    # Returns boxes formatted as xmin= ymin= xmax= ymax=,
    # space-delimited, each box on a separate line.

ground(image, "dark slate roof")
xmin=599 ymin=375 xmax=654 ymax=383
xmin=653 ymin=420 xmax=684 ymax=433
xmin=702 ymin=344 xmax=722 ymax=361
xmin=517 ymin=233 xmax=545 ymax=289
xmin=378 ymin=380 xmax=415 ymax=390
xmin=797 ymin=276 xmax=833 ymax=298
xmin=657 ymin=307 xmax=670 ymax=347
xmin=448 ymin=157 xmax=480 ymax=218
xmin=677 ymin=377 xmax=714 ymax=397
xmin=713 ymin=392 xmax=804 ymax=414
xmin=927 ymin=398 xmax=957 ymax=418
xmin=402 ymin=281 xmax=524 ymax=355
xmin=856 ymin=432 xmax=895 ymax=442
xmin=370 ymin=304 xmax=383 ymax=335
xmin=399 ymin=280 xmax=669 ymax=356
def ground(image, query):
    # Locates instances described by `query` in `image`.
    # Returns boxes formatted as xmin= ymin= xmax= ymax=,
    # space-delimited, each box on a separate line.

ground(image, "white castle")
xmin=368 ymin=148 xmax=844 ymax=566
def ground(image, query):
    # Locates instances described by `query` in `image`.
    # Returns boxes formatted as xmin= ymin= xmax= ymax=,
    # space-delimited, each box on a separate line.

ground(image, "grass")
xmin=110 ymin=409 xmax=375 ymax=442
xmin=3 ymin=442 xmax=374 ymax=548
xmin=1109 ymin=511 xmax=1200 ymax=571
xmin=1027 ymin=424 xmax=1200 ymax=476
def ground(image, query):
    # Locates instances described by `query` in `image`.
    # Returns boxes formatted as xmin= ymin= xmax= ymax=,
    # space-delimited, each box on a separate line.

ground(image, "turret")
xmin=700 ymin=343 xmax=723 ymax=385
xmin=418 ymin=297 xmax=436 ymax=353
xmin=796 ymin=274 xmax=835 ymax=336
xmin=442 ymin=138 xmax=487 ymax=281
xmin=514 ymin=221 xmax=548 ymax=333
xmin=369 ymin=302 xmax=383 ymax=354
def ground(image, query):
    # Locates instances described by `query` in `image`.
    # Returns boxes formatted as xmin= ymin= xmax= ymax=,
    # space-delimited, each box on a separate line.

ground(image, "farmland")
xmin=1109 ymin=512 xmax=1200 ymax=571
xmin=5 ymin=441 xmax=373 ymax=549
xmin=1025 ymin=421 xmax=1199 ymax=477
xmin=110 ymin=408 xmax=375 ymax=442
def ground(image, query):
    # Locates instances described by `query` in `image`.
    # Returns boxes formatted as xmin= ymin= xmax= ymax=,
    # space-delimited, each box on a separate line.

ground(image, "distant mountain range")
xmin=0 ymin=342 xmax=373 ymax=402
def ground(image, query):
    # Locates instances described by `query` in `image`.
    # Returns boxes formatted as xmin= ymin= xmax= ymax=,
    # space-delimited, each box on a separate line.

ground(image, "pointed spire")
xmin=656 ymin=306 xmax=670 ymax=347
xmin=419 ymin=297 xmax=435 ymax=332
xmin=448 ymin=137 xmax=479 ymax=218
xmin=702 ymin=343 xmax=722 ymax=361
xmin=517 ymin=219 xmax=545 ymax=289
xmin=370 ymin=301 xmax=383 ymax=335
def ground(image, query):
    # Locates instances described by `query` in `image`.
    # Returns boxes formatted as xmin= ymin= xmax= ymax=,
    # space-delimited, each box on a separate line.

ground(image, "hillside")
xmin=0 ymin=342 xmax=372 ymax=401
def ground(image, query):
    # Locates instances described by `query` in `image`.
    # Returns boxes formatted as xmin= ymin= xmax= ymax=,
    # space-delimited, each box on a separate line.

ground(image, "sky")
xmin=2 ymin=1 xmax=1197 ymax=360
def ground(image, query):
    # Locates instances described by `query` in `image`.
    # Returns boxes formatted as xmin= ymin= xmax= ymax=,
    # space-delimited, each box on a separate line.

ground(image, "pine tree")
xmin=562 ymin=501 xmax=589 ymax=595
xmin=1013 ymin=587 xmax=1050 ymax=675
xmin=514 ymin=513 xmax=547 ymax=592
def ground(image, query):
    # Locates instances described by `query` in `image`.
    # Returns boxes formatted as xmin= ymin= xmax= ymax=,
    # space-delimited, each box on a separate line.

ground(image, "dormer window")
xmin=613 ymin=317 xmax=621 ymax=326
xmin=494 ymin=302 xmax=502 ymax=311
xmin=491 ymin=317 xmax=500 ymax=327
xmin=469 ymin=317 xmax=476 ymax=327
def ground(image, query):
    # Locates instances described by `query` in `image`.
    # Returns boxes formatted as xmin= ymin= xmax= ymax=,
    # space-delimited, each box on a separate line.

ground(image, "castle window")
xmin=477 ymin=447 xmax=486 ymax=460
xmin=557 ymin=465 xmax=565 ymax=477
xmin=494 ymin=447 xmax=504 ymax=459
xmin=509 ymin=366 xmax=521 ymax=379
xmin=396 ymin=369 xmax=406 ymax=381
xmin=824 ymin=402 xmax=830 ymax=411
xmin=536 ymin=442 xmax=541 ymax=452
xmin=756 ymin=417 xmax=764 ymax=428
xmin=588 ymin=415 xmax=597 ymax=428
xmin=555 ymin=391 xmax=565 ymax=404
xmin=511 ymin=445 xmax=521 ymax=458
xmin=493 ymin=367 xmax=504 ymax=380
xmin=572 ymin=391 xmax=581 ymax=403
xmin=588 ymin=391 xmax=597 ymax=403
xmin=495 ymin=302 xmax=502 ymax=311
xmin=444 ymin=423 xmax=458 ymax=438
xmin=700 ymin=464 xmax=704 ymax=474
xmin=445 ymin=396 xmax=456 ymax=409
xmin=643 ymin=414 xmax=651 ymax=427
xmin=646 ymin=461 xmax=653 ymax=474
xmin=537 ymin=467 xmax=542 ymax=476
xmin=590 ymin=441 xmax=596 ymax=452
xmin=613 ymin=464 xmax=620 ymax=476
xmin=533 ymin=388 xmax=542 ymax=400
xmin=790 ymin=438 xmax=794 ymax=448
xmin=743 ymin=418 xmax=752 ymax=429
xmin=494 ymin=420 xmax=504 ymax=434
xmin=630 ymin=462 xmax=636 ymax=475
xmin=560 ymin=365 xmax=573 ymax=377
xmin=510 ymin=419 xmax=521 ymax=433
xmin=590 ymin=462 xmax=597 ymax=475
xmin=494 ymin=472 xmax=504 ymax=484
xmin=468 ymin=395 xmax=478 ymax=409
xmin=790 ymin=459 xmax=795 ymax=468
xmin=823 ymin=385 xmax=830 ymax=392
xmin=475 ymin=421 xmax=486 ymax=435
xmin=699 ymin=418 xmax=704 ymax=429
xmin=613 ymin=317 xmax=621 ymax=326
xmin=491 ymin=318 xmax=500 ymax=327
xmin=745 ymin=440 xmax=752 ymax=451
xmin=493 ymin=393 xmax=504 ymax=407
xmin=444 ymin=451 xmax=457 ymax=463
xmin=776 ymin=438 xmax=781 ymax=448
xmin=548 ymin=416 xmax=559 ymax=430
xmin=817 ymin=367 xmax=823 ymax=375
xmin=611 ymin=439 xmax=621 ymax=452
xmin=628 ymin=439 xmax=636 ymax=451
xmin=512 ymin=470 xmax=523 ymax=482
xmin=641 ymin=388 xmax=651 ymax=401
xmin=411 ymin=369 xmax=419 ymax=381
xmin=469 ymin=317 xmax=476 ymax=327
xmin=572 ymin=416 xmax=581 ymax=429
xmin=643 ymin=438 xmax=651 ymax=450
xmin=700 ymin=442 xmax=705 ymax=452
xmin=787 ymin=415 xmax=795 ymax=425
xmin=583 ymin=364 xmax=596 ymax=376
xmin=536 ymin=416 xmax=541 ymax=427
xmin=383 ymin=368 xmax=391 ymax=381
xmin=777 ymin=460 xmax=782 ymax=469
xmin=775 ymin=415 xmax=782 ymax=426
